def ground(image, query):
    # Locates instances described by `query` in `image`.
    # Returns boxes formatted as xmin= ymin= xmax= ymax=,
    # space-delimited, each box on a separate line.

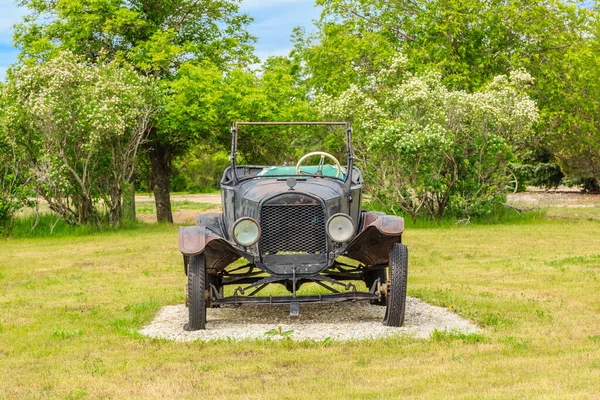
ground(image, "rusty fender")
xmin=179 ymin=215 xmax=242 ymax=273
xmin=343 ymin=212 xmax=405 ymax=266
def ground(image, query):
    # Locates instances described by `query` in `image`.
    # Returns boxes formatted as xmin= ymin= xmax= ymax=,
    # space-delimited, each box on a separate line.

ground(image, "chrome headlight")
xmin=326 ymin=213 xmax=354 ymax=243
xmin=232 ymin=218 xmax=260 ymax=246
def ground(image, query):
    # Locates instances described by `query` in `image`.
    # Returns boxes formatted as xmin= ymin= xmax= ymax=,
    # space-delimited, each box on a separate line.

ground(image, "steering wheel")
xmin=295 ymin=151 xmax=342 ymax=178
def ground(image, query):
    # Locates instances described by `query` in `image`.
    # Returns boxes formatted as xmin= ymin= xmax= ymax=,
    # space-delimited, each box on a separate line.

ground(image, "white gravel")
xmin=140 ymin=297 xmax=480 ymax=342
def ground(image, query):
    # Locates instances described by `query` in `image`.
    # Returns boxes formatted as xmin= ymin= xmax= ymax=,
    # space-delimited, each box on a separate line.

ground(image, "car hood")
xmin=238 ymin=178 xmax=345 ymax=203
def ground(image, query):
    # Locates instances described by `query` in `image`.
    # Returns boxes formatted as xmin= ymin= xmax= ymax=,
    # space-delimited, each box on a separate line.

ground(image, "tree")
xmin=295 ymin=0 xmax=593 ymax=191
xmin=0 ymin=92 xmax=33 ymax=236
xmin=298 ymin=0 xmax=589 ymax=93
xmin=318 ymin=54 xmax=539 ymax=220
xmin=542 ymin=9 xmax=600 ymax=191
xmin=2 ymin=51 xmax=158 ymax=226
xmin=162 ymin=56 xmax=316 ymax=170
xmin=14 ymin=0 xmax=255 ymax=222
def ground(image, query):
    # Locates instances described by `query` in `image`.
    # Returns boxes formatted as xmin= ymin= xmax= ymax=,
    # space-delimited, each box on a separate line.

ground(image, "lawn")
xmin=1 ymin=213 xmax=599 ymax=398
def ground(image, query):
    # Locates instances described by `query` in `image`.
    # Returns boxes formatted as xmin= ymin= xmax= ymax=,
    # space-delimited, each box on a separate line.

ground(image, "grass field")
xmin=1 ymin=209 xmax=600 ymax=398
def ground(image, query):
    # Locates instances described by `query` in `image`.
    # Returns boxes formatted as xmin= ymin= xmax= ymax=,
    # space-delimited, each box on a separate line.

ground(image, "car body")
xmin=178 ymin=122 xmax=409 ymax=330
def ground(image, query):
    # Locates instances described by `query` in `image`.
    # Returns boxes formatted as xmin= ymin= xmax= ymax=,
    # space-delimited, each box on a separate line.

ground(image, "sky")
xmin=0 ymin=0 xmax=322 ymax=81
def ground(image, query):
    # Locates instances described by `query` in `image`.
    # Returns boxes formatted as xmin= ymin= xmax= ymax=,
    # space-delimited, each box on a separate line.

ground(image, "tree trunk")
xmin=109 ymin=196 xmax=121 ymax=226
xmin=582 ymin=177 xmax=600 ymax=194
xmin=122 ymin=182 xmax=136 ymax=222
xmin=147 ymin=140 xmax=173 ymax=223
xmin=109 ymin=183 xmax=122 ymax=227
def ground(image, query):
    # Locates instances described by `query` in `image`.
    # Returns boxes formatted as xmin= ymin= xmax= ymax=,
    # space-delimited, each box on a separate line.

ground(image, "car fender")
xmin=179 ymin=212 xmax=243 ymax=273
xmin=179 ymin=226 xmax=208 ymax=256
xmin=343 ymin=212 xmax=405 ymax=266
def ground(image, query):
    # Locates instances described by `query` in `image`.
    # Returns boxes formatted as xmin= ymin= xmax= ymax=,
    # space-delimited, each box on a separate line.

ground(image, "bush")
xmin=0 ymin=103 xmax=33 ymax=236
xmin=2 ymin=51 xmax=158 ymax=227
xmin=171 ymin=147 xmax=230 ymax=193
xmin=318 ymin=54 xmax=539 ymax=221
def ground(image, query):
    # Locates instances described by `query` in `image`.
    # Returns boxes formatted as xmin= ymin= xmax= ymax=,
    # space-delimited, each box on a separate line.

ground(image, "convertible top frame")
xmin=229 ymin=122 xmax=355 ymax=194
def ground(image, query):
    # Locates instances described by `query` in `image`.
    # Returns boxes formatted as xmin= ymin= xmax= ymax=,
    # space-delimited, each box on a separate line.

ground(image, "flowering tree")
xmin=318 ymin=54 xmax=539 ymax=220
xmin=14 ymin=0 xmax=255 ymax=223
xmin=2 ymin=52 xmax=158 ymax=226
xmin=0 ymin=104 xmax=33 ymax=235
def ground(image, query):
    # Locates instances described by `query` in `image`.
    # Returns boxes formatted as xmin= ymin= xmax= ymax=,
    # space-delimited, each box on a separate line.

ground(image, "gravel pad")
xmin=140 ymin=297 xmax=480 ymax=342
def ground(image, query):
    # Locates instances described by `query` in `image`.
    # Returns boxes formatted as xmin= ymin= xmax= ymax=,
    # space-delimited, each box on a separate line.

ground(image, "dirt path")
xmin=135 ymin=193 xmax=222 ymax=205
xmin=139 ymin=190 xmax=600 ymax=209
xmin=508 ymin=191 xmax=600 ymax=208
xmin=133 ymin=190 xmax=600 ymax=224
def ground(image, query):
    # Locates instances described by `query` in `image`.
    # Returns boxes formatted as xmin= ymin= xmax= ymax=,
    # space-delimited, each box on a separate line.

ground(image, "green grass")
xmin=7 ymin=213 xmax=158 ymax=239
xmin=430 ymin=329 xmax=486 ymax=344
xmin=364 ymin=202 xmax=548 ymax=229
xmin=135 ymin=190 xmax=220 ymax=197
xmin=1 ymin=213 xmax=600 ymax=398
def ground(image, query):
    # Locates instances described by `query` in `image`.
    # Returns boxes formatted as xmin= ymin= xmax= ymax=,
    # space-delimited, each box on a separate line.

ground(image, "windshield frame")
xmin=230 ymin=122 xmax=355 ymax=188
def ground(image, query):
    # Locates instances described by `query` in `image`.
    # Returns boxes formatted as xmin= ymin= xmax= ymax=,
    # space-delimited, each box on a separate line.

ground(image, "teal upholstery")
xmin=258 ymin=165 xmax=344 ymax=179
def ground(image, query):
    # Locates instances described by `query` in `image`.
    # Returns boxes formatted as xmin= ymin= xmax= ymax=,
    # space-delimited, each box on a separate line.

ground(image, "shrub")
xmin=318 ymin=54 xmax=539 ymax=220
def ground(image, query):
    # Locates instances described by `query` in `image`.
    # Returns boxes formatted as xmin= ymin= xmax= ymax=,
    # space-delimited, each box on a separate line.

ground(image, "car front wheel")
xmin=364 ymin=267 xmax=387 ymax=306
xmin=383 ymin=243 xmax=408 ymax=327
xmin=187 ymin=254 xmax=207 ymax=330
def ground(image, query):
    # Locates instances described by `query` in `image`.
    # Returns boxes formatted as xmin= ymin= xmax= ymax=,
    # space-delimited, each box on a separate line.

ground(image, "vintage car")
xmin=178 ymin=122 xmax=408 ymax=330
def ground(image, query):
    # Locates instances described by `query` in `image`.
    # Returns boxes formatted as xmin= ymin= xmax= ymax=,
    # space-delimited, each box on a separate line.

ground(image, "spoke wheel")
xmin=187 ymin=254 xmax=207 ymax=330
xmin=506 ymin=168 xmax=519 ymax=194
xmin=383 ymin=243 xmax=408 ymax=327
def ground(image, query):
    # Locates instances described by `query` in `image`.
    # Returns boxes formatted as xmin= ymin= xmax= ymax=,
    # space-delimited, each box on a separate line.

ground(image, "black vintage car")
xmin=178 ymin=122 xmax=408 ymax=330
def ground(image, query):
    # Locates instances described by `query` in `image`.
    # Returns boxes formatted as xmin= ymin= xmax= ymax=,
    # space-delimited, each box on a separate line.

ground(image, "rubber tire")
xmin=383 ymin=243 xmax=408 ymax=327
xmin=364 ymin=267 xmax=387 ymax=306
xmin=187 ymin=255 xmax=207 ymax=330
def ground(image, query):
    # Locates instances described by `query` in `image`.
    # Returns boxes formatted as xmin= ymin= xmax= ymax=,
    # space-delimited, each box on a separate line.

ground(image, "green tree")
xmin=295 ymin=0 xmax=594 ymax=191
xmin=318 ymin=54 xmax=539 ymax=220
xmin=14 ymin=0 xmax=255 ymax=222
xmin=163 ymin=56 xmax=316 ymax=177
xmin=298 ymin=0 xmax=589 ymax=93
xmin=3 ymin=51 xmax=158 ymax=226
xmin=0 ymin=90 xmax=33 ymax=236
xmin=542 ymin=8 xmax=600 ymax=191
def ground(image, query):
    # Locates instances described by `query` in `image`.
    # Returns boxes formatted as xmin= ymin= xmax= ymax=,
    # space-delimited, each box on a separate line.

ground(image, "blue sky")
xmin=0 ymin=0 xmax=321 ymax=81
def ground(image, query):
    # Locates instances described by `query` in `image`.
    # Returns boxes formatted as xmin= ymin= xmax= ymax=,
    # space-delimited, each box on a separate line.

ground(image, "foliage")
xmin=295 ymin=0 xmax=593 ymax=191
xmin=510 ymin=148 xmax=564 ymax=189
xmin=13 ymin=0 xmax=256 ymax=223
xmin=13 ymin=0 xmax=254 ymax=73
xmin=0 ymin=101 xmax=33 ymax=235
xmin=319 ymin=54 xmax=539 ymax=220
xmin=163 ymin=56 xmax=317 ymax=168
xmin=8 ymin=213 xmax=145 ymax=239
xmin=2 ymin=51 xmax=158 ymax=226
xmin=302 ymin=0 xmax=588 ymax=92
xmin=171 ymin=148 xmax=230 ymax=193
xmin=542 ymin=16 xmax=600 ymax=191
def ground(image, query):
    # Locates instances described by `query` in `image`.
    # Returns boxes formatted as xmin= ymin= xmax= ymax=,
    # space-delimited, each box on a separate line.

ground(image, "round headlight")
xmin=327 ymin=214 xmax=354 ymax=243
xmin=232 ymin=218 xmax=260 ymax=246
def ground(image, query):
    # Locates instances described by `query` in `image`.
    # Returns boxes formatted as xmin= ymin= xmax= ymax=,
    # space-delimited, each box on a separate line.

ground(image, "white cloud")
xmin=248 ymin=46 xmax=293 ymax=71
xmin=0 ymin=66 xmax=7 ymax=81
xmin=252 ymin=13 xmax=310 ymax=31
xmin=255 ymin=46 xmax=293 ymax=61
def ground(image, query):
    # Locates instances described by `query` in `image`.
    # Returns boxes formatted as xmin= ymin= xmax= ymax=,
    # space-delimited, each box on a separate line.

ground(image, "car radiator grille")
xmin=259 ymin=203 xmax=327 ymax=255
